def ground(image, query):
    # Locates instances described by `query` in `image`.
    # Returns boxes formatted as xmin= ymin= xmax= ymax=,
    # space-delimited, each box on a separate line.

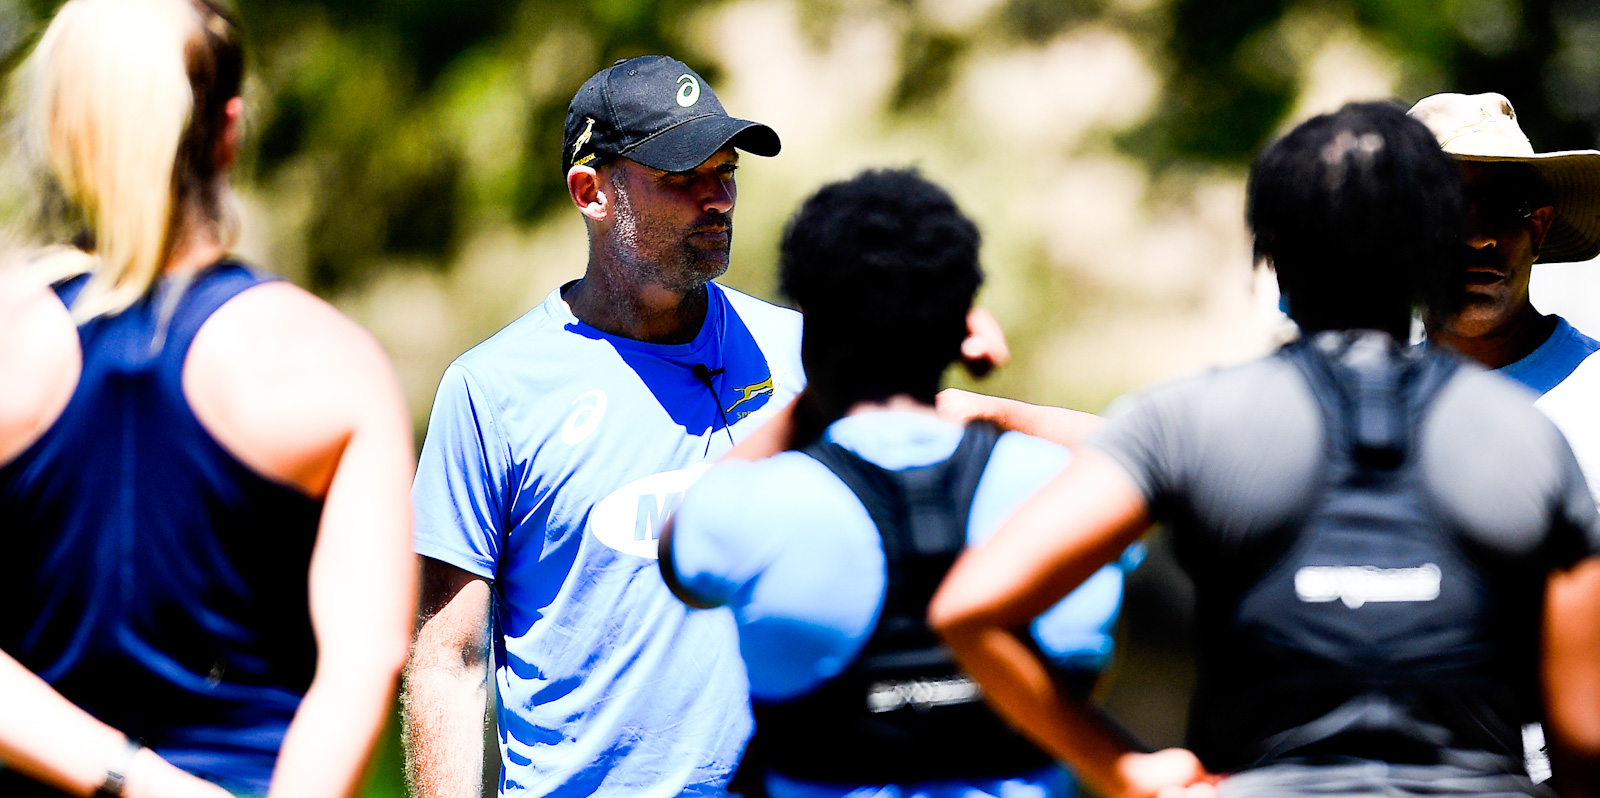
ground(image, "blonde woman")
xmin=0 ymin=1 xmax=415 ymax=796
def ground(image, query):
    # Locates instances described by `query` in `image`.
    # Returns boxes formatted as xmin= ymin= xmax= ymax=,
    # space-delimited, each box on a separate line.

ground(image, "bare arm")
xmin=1544 ymin=556 xmax=1600 ymax=798
xmin=405 ymin=558 xmax=493 ymax=798
xmin=0 ymin=265 xmax=79 ymax=465
xmin=935 ymin=389 xmax=1103 ymax=448
xmin=268 ymin=370 xmax=415 ymax=798
xmin=928 ymin=449 xmax=1215 ymax=798
xmin=263 ymin=308 xmax=416 ymax=798
xmin=185 ymin=284 xmax=416 ymax=798
xmin=0 ymin=650 xmax=233 ymax=798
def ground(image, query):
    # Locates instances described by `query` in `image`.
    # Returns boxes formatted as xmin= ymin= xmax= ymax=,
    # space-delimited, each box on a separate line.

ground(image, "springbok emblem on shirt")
xmin=726 ymin=376 xmax=774 ymax=414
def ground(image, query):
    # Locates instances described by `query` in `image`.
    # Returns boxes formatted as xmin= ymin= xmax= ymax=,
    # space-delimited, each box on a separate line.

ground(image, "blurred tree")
xmin=1132 ymin=0 xmax=1600 ymax=169
xmin=10 ymin=0 xmax=1594 ymax=293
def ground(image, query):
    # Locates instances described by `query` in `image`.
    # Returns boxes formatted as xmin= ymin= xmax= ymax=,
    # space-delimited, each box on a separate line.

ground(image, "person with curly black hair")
xmin=660 ymin=168 xmax=1140 ymax=798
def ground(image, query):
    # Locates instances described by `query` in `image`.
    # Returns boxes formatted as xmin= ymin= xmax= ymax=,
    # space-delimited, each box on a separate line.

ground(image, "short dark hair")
xmin=1247 ymin=101 xmax=1468 ymax=332
xmin=779 ymin=168 xmax=982 ymax=407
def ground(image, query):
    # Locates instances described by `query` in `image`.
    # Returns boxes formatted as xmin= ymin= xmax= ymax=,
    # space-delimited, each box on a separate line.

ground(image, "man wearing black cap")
xmin=406 ymin=56 xmax=802 ymax=798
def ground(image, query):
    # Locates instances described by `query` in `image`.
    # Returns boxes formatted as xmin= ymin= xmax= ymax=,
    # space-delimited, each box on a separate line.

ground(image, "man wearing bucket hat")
xmin=407 ymin=56 xmax=803 ymax=797
xmin=1409 ymin=93 xmax=1600 ymax=504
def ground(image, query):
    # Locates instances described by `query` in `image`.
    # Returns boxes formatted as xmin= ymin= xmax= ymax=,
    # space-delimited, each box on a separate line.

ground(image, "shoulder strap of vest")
xmin=801 ymin=419 xmax=1003 ymax=592
xmin=1286 ymin=336 xmax=1459 ymax=471
xmin=802 ymin=434 xmax=911 ymax=565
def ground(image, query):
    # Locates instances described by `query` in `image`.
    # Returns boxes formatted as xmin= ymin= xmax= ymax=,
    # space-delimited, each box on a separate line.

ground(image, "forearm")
xmin=403 ymin=655 xmax=490 ymax=798
xmin=0 ymin=651 xmax=231 ymax=798
xmin=986 ymin=399 xmax=1103 ymax=445
xmin=937 ymin=389 xmax=1103 ymax=448
xmin=0 ymin=651 xmax=129 ymax=796
xmin=944 ymin=624 xmax=1135 ymax=793
xmin=1544 ymin=557 xmax=1600 ymax=798
xmin=268 ymin=658 xmax=403 ymax=798
xmin=408 ymin=561 xmax=493 ymax=798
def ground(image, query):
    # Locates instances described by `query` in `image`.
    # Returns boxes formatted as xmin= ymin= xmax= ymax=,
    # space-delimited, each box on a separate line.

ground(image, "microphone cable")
xmin=692 ymin=362 xmax=737 ymax=455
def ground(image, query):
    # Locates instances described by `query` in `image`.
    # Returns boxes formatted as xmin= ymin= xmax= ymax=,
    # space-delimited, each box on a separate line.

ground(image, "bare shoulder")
xmin=193 ymin=281 xmax=396 ymax=392
xmin=0 ymin=265 xmax=81 ymax=465
xmin=185 ymin=280 xmax=407 ymax=497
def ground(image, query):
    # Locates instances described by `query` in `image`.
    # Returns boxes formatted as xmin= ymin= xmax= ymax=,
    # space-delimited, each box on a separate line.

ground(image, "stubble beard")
xmin=609 ymin=178 xmax=731 ymax=294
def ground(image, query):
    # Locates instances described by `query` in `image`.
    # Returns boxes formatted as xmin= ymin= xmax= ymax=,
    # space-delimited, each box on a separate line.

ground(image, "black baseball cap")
xmin=562 ymin=55 xmax=781 ymax=174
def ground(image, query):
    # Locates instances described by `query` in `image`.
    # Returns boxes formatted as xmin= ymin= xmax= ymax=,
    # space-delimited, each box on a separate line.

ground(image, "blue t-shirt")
xmin=1496 ymin=314 xmax=1600 ymax=507
xmin=1497 ymin=315 xmax=1600 ymax=396
xmin=669 ymin=412 xmax=1143 ymax=798
xmin=412 ymin=282 xmax=804 ymax=797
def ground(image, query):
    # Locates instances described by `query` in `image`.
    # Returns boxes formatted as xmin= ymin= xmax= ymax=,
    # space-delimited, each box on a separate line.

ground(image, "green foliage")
xmin=11 ymin=0 xmax=1594 ymax=293
xmin=229 ymin=0 xmax=718 ymax=292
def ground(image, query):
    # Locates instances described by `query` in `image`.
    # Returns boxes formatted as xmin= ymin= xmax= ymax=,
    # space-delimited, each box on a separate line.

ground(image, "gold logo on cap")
xmin=572 ymin=117 xmax=596 ymax=163
xmin=676 ymin=74 xmax=700 ymax=108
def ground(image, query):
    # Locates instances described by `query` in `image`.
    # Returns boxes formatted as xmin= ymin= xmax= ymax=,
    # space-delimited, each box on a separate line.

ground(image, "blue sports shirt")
xmin=412 ymin=282 xmax=803 ymax=797
xmin=1497 ymin=316 xmax=1600 ymax=396
xmin=669 ymin=412 xmax=1143 ymax=798
xmin=1495 ymin=315 xmax=1600 ymax=512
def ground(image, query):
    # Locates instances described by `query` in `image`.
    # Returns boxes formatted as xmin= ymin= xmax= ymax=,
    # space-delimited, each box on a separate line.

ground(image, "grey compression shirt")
xmin=1089 ymin=331 xmax=1600 ymax=782
xmin=1092 ymin=338 xmax=1600 ymax=570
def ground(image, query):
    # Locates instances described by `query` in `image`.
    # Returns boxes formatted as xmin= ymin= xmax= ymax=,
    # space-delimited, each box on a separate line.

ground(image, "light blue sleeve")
xmin=668 ymin=460 xmax=782 ymax=607
xmin=971 ymin=432 xmax=1145 ymax=674
xmin=412 ymin=364 xmax=511 ymax=579
xmin=671 ymin=453 xmax=887 ymax=701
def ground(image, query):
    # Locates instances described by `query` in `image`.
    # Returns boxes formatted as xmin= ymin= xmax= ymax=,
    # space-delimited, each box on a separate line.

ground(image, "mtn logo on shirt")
xmin=1294 ymin=563 xmax=1441 ymax=608
xmin=590 ymin=463 xmax=712 ymax=559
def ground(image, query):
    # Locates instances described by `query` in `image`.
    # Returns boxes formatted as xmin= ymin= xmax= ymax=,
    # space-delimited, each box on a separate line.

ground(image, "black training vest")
xmin=1188 ymin=335 xmax=1540 ymax=776
xmin=753 ymin=421 xmax=1058 ymax=784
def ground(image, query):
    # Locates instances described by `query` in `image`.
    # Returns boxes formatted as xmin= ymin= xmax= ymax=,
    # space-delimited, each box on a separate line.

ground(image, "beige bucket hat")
xmin=1408 ymin=92 xmax=1600 ymax=263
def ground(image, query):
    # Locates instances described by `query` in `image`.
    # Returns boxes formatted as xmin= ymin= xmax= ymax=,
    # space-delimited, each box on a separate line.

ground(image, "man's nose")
xmin=1468 ymin=205 xmax=1496 ymax=250
xmin=701 ymin=177 xmax=734 ymax=215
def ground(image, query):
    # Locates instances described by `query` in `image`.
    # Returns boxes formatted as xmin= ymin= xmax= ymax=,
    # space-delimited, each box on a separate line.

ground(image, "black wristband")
xmin=95 ymin=738 xmax=143 ymax=798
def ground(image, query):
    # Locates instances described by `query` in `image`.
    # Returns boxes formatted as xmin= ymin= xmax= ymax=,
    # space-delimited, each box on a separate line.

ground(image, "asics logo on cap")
xmin=676 ymin=74 xmax=700 ymax=108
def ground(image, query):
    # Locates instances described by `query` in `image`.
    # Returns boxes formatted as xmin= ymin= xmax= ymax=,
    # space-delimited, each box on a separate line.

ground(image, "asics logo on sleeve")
xmin=561 ymin=390 xmax=607 ymax=445
xmin=589 ymin=464 xmax=712 ymax=558
xmin=1294 ymin=563 xmax=1442 ymax=608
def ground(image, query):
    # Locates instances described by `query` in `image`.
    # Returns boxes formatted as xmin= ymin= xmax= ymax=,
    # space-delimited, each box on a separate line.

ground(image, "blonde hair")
xmin=15 ymin=0 xmax=242 ymax=321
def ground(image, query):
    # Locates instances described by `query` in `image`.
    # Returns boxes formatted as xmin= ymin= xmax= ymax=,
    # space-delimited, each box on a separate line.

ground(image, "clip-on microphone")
xmin=692 ymin=363 xmax=736 ymax=453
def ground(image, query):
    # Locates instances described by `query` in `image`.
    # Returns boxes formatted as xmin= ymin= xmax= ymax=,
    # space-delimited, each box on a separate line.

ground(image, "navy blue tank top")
xmin=0 ymin=262 xmax=321 ymax=796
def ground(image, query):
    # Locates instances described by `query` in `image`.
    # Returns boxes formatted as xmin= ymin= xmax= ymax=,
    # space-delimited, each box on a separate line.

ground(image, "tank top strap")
xmin=50 ymin=271 xmax=91 ymax=307
xmin=156 ymin=260 xmax=277 ymax=363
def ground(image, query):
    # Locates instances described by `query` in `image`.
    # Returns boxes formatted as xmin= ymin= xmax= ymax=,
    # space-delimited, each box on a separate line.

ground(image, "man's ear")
xmin=959 ymin=306 xmax=1010 ymax=378
xmin=567 ymin=165 xmax=608 ymax=221
xmin=1530 ymin=205 xmax=1556 ymax=260
xmin=216 ymin=96 xmax=243 ymax=172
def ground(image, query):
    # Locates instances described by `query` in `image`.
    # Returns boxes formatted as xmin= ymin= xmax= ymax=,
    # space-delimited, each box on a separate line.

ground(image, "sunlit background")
xmin=4 ymin=0 xmax=1600 ymax=795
